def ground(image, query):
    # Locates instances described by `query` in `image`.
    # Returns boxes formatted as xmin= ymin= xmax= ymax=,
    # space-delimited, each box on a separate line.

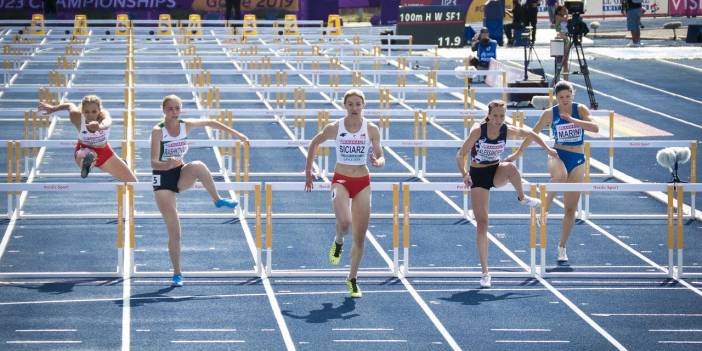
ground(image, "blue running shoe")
xmin=171 ymin=274 xmax=183 ymax=287
xmin=215 ymin=198 xmax=238 ymax=209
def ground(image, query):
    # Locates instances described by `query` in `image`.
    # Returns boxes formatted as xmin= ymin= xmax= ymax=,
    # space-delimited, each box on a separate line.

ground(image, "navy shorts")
xmin=152 ymin=165 xmax=183 ymax=192
xmin=470 ymin=163 xmax=499 ymax=190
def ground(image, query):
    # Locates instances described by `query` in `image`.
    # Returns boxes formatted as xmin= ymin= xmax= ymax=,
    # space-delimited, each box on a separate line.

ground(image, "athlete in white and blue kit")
xmin=305 ymin=89 xmax=385 ymax=298
xmin=456 ymin=100 xmax=557 ymax=288
xmin=514 ymin=80 xmax=598 ymax=262
xmin=151 ymin=95 xmax=249 ymax=287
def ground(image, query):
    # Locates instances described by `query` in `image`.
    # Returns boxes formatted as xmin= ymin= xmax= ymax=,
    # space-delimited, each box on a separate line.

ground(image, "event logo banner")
xmin=241 ymin=0 xmax=298 ymax=11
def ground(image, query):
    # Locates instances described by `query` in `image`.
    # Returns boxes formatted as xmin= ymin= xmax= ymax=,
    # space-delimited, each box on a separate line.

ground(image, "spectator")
xmin=622 ymin=0 xmax=643 ymax=46
xmin=504 ymin=0 xmax=527 ymax=46
xmin=525 ymin=0 xmax=540 ymax=42
xmin=547 ymin=0 xmax=558 ymax=28
xmin=470 ymin=27 xmax=498 ymax=69
xmin=225 ymin=0 xmax=242 ymax=22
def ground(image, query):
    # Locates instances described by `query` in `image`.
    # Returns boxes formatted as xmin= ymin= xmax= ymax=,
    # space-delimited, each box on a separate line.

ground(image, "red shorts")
xmin=75 ymin=142 xmax=115 ymax=167
xmin=332 ymin=173 xmax=371 ymax=199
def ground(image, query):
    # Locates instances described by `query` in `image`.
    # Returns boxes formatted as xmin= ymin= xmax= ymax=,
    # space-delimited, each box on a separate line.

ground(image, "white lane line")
xmin=174 ymin=329 xmax=237 ymax=332
xmin=658 ymin=340 xmax=702 ymax=344
xmin=332 ymin=328 xmax=394 ymax=331
xmin=491 ymin=329 xmax=551 ymax=332
xmin=650 ymin=329 xmax=702 ymax=332
xmin=15 ymin=329 xmax=77 ymax=332
xmin=495 ymin=340 xmax=569 ymax=343
xmin=586 ymin=66 xmax=702 ymax=106
xmin=7 ymin=340 xmax=82 ymax=344
xmin=593 ymin=313 xmax=702 ymax=317
xmin=333 ymin=339 xmax=407 ymax=343
xmin=657 ymin=59 xmax=702 ymax=74
xmin=171 ymin=340 xmax=245 ymax=343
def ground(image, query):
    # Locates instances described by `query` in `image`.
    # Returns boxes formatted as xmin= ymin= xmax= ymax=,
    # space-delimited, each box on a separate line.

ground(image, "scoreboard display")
xmin=396 ymin=5 xmax=465 ymax=48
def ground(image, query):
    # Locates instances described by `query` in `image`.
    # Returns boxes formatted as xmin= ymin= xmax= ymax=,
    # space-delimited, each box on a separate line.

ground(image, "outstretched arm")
xmin=186 ymin=119 xmax=249 ymax=144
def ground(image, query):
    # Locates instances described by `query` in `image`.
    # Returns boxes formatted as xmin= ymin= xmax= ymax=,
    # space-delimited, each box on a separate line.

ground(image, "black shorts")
xmin=152 ymin=165 xmax=183 ymax=192
xmin=470 ymin=163 xmax=499 ymax=190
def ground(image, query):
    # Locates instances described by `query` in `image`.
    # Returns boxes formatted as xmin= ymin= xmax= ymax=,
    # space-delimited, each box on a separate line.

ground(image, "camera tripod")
xmin=522 ymin=26 xmax=545 ymax=81
xmin=552 ymin=32 xmax=598 ymax=109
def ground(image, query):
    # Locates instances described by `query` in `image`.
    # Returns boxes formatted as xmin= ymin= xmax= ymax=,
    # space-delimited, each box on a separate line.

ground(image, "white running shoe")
xmin=557 ymin=246 xmax=568 ymax=262
xmin=519 ymin=195 xmax=541 ymax=208
xmin=480 ymin=273 xmax=492 ymax=288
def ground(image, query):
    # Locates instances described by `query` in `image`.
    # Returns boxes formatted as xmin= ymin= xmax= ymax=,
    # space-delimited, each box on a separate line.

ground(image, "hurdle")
xmin=0 ymin=182 xmax=126 ymax=278
xmin=538 ymin=182 xmax=702 ymax=278
xmin=262 ymin=182 xmax=399 ymax=277
xmin=399 ymin=182 xmax=536 ymax=277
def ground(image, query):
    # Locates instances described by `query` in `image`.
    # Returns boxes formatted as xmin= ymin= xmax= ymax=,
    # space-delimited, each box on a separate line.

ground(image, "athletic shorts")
xmin=469 ymin=163 xmax=499 ymax=190
xmin=152 ymin=165 xmax=183 ymax=192
xmin=626 ymin=8 xmax=642 ymax=31
xmin=74 ymin=142 xmax=115 ymax=167
xmin=332 ymin=173 xmax=371 ymax=199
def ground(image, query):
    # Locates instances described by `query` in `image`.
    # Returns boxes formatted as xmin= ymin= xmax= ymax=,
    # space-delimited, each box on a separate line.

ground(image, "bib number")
xmin=152 ymin=174 xmax=161 ymax=186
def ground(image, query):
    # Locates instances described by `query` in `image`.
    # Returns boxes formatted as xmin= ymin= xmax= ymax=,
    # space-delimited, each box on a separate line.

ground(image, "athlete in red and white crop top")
xmin=38 ymin=96 xmax=136 ymax=182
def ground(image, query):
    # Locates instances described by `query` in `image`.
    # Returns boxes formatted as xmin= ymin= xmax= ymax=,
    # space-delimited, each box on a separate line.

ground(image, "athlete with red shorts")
xmin=305 ymin=89 xmax=385 ymax=298
xmin=39 ymin=95 xmax=137 ymax=182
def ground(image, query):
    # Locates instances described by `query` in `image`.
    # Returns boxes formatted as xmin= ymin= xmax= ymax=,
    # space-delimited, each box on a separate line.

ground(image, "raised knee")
xmin=190 ymin=160 xmax=206 ymax=169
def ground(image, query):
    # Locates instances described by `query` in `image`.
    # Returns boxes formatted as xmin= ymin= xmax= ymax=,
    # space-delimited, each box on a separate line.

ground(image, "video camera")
xmin=564 ymin=0 xmax=589 ymax=37
xmin=564 ymin=0 xmax=585 ymax=15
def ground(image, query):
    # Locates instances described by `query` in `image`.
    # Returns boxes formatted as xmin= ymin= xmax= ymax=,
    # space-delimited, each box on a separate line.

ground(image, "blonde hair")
xmin=79 ymin=95 xmax=104 ymax=119
xmin=343 ymin=89 xmax=365 ymax=104
xmin=162 ymin=95 xmax=182 ymax=109
xmin=80 ymin=95 xmax=102 ymax=110
xmin=483 ymin=99 xmax=506 ymax=122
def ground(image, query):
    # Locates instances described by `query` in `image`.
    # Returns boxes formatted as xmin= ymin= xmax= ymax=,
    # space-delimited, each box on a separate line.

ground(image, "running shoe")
xmin=215 ymin=198 xmax=238 ymax=209
xmin=329 ymin=240 xmax=343 ymax=265
xmin=346 ymin=278 xmax=362 ymax=298
xmin=171 ymin=274 xmax=184 ymax=287
xmin=480 ymin=273 xmax=492 ymax=288
xmin=519 ymin=195 xmax=541 ymax=208
xmin=81 ymin=152 xmax=96 ymax=178
xmin=558 ymin=246 xmax=568 ymax=262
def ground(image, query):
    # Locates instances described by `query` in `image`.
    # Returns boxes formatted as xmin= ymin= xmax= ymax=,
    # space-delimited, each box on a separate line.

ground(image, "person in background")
xmin=470 ymin=27 xmax=498 ymax=69
xmin=504 ymin=0 xmax=527 ymax=46
xmin=622 ymin=0 xmax=644 ymax=46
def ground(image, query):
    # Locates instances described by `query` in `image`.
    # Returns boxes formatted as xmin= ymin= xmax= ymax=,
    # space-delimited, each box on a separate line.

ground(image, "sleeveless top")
xmin=335 ymin=117 xmax=372 ymax=166
xmin=77 ymin=114 xmax=109 ymax=146
xmin=157 ymin=120 xmax=189 ymax=161
xmin=471 ymin=123 xmax=507 ymax=164
xmin=551 ymin=103 xmax=584 ymax=146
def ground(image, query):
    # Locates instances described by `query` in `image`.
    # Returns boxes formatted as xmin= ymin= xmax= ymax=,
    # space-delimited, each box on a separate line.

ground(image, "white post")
xmin=540 ymin=247 xmax=546 ymax=276
xmin=266 ymin=249 xmax=272 ymax=276
xmin=393 ymin=247 xmax=398 ymax=276
xmin=667 ymin=248 xmax=674 ymax=277
xmin=678 ymin=248 xmax=683 ymax=277
xmin=530 ymin=248 xmax=536 ymax=276
xmin=403 ymin=247 xmax=409 ymax=275
xmin=256 ymin=248 xmax=262 ymax=276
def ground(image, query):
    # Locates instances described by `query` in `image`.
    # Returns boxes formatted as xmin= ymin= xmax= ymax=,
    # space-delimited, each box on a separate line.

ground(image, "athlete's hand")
xmin=370 ymin=154 xmax=385 ymax=168
xmin=86 ymin=120 xmax=100 ymax=132
xmin=304 ymin=169 xmax=317 ymax=192
xmin=504 ymin=152 xmax=519 ymax=162
xmin=545 ymin=147 xmax=559 ymax=159
xmin=37 ymin=102 xmax=55 ymax=114
xmin=238 ymin=134 xmax=250 ymax=146
xmin=463 ymin=173 xmax=472 ymax=188
xmin=559 ymin=113 xmax=574 ymax=123
xmin=167 ymin=158 xmax=184 ymax=169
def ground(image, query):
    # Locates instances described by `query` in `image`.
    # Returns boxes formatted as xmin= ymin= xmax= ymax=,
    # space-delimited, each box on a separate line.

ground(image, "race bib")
xmin=152 ymin=174 xmax=161 ymax=186
xmin=476 ymin=141 xmax=505 ymax=162
xmin=556 ymin=123 xmax=583 ymax=143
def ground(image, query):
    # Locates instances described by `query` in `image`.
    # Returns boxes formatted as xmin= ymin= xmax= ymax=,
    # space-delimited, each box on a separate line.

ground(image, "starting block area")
xmin=0 ymin=14 xmax=701 ymax=350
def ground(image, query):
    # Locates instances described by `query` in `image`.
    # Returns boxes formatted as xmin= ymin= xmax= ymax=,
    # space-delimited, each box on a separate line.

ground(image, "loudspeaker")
xmin=687 ymin=24 xmax=702 ymax=43
xmin=507 ymin=80 xmax=548 ymax=106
